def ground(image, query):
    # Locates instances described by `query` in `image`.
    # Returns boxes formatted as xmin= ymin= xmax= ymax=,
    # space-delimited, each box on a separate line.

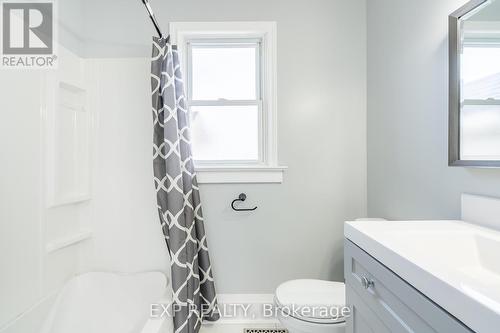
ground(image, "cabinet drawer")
xmin=344 ymin=239 xmax=473 ymax=333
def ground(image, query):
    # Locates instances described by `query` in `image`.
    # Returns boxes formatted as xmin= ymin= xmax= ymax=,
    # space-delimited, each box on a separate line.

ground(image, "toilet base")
xmin=277 ymin=311 xmax=346 ymax=333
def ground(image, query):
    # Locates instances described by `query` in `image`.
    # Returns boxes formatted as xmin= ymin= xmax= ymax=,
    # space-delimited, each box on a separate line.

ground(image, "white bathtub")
xmin=40 ymin=272 xmax=173 ymax=333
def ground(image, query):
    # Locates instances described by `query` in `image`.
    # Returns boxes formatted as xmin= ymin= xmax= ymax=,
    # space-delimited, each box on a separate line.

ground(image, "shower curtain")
xmin=150 ymin=36 xmax=220 ymax=333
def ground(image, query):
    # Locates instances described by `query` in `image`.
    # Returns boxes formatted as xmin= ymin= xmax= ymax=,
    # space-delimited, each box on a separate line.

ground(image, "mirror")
xmin=449 ymin=0 xmax=500 ymax=167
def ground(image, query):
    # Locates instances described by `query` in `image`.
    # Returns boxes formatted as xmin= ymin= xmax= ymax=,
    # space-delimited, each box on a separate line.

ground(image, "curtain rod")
xmin=141 ymin=0 xmax=164 ymax=38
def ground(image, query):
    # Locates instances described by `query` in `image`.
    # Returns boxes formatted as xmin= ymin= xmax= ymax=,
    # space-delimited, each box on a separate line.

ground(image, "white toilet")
xmin=274 ymin=279 xmax=346 ymax=333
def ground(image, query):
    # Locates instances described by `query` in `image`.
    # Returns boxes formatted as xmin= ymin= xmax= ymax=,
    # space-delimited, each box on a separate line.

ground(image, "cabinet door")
xmin=344 ymin=240 xmax=473 ymax=333
xmin=346 ymin=285 xmax=390 ymax=333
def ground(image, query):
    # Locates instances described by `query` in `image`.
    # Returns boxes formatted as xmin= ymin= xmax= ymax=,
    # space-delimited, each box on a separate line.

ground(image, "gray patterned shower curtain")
xmin=150 ymin=36 xmax=220 ymax=333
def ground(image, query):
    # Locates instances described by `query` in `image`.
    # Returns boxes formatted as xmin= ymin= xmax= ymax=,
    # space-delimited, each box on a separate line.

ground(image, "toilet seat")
xmin=274 ymin=279 xmax=346 ymax=324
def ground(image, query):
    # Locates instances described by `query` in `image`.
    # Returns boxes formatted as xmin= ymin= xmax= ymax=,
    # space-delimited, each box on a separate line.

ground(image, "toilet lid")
xmin=275 ymin=279 xmax=346 ymax=324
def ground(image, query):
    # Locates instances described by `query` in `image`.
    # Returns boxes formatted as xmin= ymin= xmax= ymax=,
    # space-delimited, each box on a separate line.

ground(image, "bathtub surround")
xmin=151 ymin=38 xmax=219 ymax=332
xmin=0 ymin=44 xmax=92 ymax=330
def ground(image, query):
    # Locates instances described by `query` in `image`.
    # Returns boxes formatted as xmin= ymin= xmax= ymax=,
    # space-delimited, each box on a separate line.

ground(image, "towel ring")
xmin=231 ymin=193 xmax=257 ymax=212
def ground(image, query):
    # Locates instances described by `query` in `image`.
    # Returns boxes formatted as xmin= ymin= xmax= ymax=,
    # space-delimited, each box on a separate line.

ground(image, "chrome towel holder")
xmin=231 ymin=193 xmax=257 ymax=211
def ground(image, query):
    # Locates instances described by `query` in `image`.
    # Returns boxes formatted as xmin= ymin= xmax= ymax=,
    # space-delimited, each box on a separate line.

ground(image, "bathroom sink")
xmin=345 ymin=220 xmax=500 ymax=333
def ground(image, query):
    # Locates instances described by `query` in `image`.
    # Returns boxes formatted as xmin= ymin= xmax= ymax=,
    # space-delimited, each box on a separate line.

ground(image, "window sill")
xmin=194 ymin=166 xmax=287 ymax=184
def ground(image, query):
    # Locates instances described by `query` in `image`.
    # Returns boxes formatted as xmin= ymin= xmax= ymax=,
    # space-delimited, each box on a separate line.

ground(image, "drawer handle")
xmin=361 ymin=276 xmax=375 ymax=289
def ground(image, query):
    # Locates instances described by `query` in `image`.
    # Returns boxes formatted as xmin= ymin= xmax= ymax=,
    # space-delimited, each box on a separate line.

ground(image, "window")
xmin=188 ymin=40 xmax=261 ymax=162
xmin=171 ymin=22 xmax=285 ymax=183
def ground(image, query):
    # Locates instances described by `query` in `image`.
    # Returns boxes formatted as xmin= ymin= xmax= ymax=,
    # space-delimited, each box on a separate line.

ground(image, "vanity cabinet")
xmin=344 ymin=240 xmax=473 ymax=333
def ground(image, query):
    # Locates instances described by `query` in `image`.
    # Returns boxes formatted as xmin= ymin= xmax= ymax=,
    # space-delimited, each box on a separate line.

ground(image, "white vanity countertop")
xmin=345 ymin=220 xmax=500 ymax=333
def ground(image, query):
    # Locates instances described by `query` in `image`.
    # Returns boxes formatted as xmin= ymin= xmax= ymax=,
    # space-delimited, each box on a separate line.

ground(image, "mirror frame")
xmin=449 ymin=0 xmax=498 ymax=167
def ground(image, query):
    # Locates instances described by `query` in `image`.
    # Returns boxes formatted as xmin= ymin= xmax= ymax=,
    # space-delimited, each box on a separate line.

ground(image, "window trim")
xmin=170 ymin=21 xmax=285 ymax=183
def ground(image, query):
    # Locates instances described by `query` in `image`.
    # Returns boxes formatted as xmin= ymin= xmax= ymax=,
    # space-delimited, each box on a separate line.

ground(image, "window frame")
xmin=170 ymin=21 xmax=285 ymax=183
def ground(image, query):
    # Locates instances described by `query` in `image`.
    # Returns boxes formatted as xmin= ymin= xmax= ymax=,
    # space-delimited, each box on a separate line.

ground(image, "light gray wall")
xmin=471 ymin=0 xmax=500 ymax=21
xmin=367 ymin=0 xmax=500 ymax=220
xmin=74 ymin=0 xmax=367 ymax=293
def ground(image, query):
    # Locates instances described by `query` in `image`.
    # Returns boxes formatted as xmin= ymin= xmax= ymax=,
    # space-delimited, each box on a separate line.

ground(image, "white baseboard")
xmin=211 ymin=294 xmax=279 ymax=325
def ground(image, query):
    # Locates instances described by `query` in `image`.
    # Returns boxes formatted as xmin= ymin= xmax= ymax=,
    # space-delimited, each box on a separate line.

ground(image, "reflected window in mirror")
xmin=461 ymin=43 xmax=500 ymax=160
